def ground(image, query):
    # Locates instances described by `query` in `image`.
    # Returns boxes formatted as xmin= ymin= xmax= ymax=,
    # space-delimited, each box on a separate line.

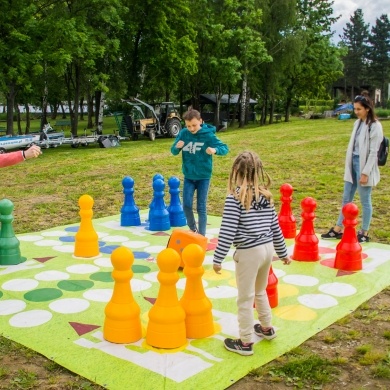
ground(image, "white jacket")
xmin=344 ymin=119 xmax=383 ymax=187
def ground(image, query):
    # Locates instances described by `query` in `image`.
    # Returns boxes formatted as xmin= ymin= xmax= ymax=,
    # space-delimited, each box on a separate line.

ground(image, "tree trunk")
xmin=15 ymin=104 xmax=22 ymax=135
xmin=269 ymin=97 xmax=275 ymax=125
xmin=79 ymin=96 xmax=84 ymax=121
xmin=6 ymin=83 xmax=17 ymax=135
xmin=239 ymin=75 xmax=247 ymax=128
xmin=87 ymin=94 xmax=94 ymax=129
xmin=95 ymin=90 xmax=101 ymax=128
xmin=25 ymin=104 xmax=31 ymax=134
xmin=97 ymin=91 xmax=105 ymax=134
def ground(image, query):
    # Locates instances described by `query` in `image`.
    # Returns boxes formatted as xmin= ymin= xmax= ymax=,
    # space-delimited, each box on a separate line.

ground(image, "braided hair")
xmin=228 ymin=151 xmax=273 ymax=211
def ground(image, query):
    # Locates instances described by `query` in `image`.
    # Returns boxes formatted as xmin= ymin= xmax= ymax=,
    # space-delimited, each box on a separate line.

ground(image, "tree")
xmin=0 ymin=1 xmax=43 ymax=134
xmin=367 ymin=14 xmax=390 ymax=107
xmin=339 ymin=9 xmax=370 ymax=99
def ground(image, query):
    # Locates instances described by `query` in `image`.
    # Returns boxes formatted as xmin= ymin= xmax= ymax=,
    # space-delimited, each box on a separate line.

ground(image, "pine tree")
xmin=367 ymin=14 xmax=390 ymax=108
xmin=339 ymin=9 xmax=370 ymax=99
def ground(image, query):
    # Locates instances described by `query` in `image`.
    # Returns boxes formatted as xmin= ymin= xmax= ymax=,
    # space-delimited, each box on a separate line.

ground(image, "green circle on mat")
xmin=24 ymin=288 xmax=63 ymax=302
xmin=57 ymin=280 xmax=94 ymax=291
xmin=90 ymin=272 xmax=113 ymax=282
xmin=0 ymin=291 xmax=3 ymax=298
xmin=132 ymin=265 xmax=151 ymax=273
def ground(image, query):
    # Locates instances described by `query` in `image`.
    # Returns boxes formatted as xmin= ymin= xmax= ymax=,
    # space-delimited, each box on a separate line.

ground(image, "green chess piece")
xmin=0 ymin=198 xmax=26 ymax=265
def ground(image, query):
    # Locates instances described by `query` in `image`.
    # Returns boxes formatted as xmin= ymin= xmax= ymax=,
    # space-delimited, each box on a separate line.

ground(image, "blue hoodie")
xmin=171 ymin=123 xmax=229 ymax=180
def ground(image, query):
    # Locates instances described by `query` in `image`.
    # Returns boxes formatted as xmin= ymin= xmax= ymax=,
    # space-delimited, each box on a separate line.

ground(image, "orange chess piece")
xmin=103 ymin=247 xmax=142 ymax=343
xmin=180 ymin=244 xmax=214 ymax=338
xmin=167 ymin=229 xmax=208 ymax=268
xmin=74 ymin=194 xmax=99 ymax=258
xmin=146 ymin=248 xmax=186 ymax=348
xmin=334 ymin=203 xmax=362 ymax=271
xmin=278 ymin=183 xmax=297 ymax=238
xmin=292 ymin=197 xmax=320 ymax=262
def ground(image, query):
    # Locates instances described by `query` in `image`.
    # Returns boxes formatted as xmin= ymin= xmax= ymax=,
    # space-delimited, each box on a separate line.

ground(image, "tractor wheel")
xmin=131 ymin=133 xmax=139 ymax=141
xmin=166 ymin=118 xmax=181 ymax=138
xmin=71 ymin=143 xmax=80 ymax=148
xmin=149 ymin=131 xmax=156 ymax=141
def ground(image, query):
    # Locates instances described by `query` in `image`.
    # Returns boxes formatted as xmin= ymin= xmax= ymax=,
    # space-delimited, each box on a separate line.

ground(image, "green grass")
xmin=1 ymin=116 xmax=389 ymax=389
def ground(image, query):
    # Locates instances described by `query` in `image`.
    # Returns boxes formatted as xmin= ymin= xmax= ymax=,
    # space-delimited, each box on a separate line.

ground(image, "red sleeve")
xmin=0 ymin=151 xmax=24 ymax=168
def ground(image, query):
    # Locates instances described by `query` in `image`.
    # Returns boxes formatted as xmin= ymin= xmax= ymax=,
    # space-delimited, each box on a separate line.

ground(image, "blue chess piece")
xmin=147 ymin=173 xmax=165 ymax=223
xmin=148 ymin=178 xmax=170 ymax=231
xmin=120 ymin=176 xmax=141 ymax=226
xmin=167 ymin=176 xmax=186 ymax=227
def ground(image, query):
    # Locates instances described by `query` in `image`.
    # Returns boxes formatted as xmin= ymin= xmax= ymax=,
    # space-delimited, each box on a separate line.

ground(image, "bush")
xmin=376 ymin=109 xmax=390 ymax=118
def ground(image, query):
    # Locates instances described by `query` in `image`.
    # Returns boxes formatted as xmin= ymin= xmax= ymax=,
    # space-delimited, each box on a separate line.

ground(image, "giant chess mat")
xmin=1 ymin=211 xmax=390 ymax=390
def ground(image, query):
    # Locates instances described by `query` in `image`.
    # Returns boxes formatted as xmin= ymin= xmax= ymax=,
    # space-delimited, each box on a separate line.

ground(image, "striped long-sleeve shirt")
xmin=213 ymin=193 xmax=288 ymax=265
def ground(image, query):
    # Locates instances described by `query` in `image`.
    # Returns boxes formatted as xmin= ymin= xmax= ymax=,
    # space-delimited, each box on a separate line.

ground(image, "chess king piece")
xmin=167 ymin=228 xmax=208 ymax=269
xmin=0 ymin=199 xmax=26 ymax=265
xmin=266 ymin=265 xmax=278 ymax=308
xmin=120 ymin=176 xmax=141 ymax=226
xmin=180 ymin=243 xmax=214 ymax=338
xmin=278 ymin=183 xmax=297 ymax=238
xmin=148 ymin=178 xmax=170 ymax=231
xmin=146 ymin=248 xmax=186 ymax=349
xmin=103 ymin=247 xmax=142 ymax=343
xmin=167 ymin=176 xmax=186 ymax=227
xmin=74 ymin=194 xmax=100 ymax=258
xmin=292 ymin=197 xmax=320 ymax=261
xmin=334 ymin=203 xmax=362 ymax=271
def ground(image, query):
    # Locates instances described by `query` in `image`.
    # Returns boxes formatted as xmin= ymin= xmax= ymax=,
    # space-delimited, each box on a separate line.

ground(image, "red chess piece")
xmin=292 ymin=197 xmax=320 ymax=262
xmin=334 ymin=203 xmax=362 ymax=271
xmin=266 ymin=266 xmax=278 ymax=308
xmin=278 ymin=183 xmax=296 ymax=238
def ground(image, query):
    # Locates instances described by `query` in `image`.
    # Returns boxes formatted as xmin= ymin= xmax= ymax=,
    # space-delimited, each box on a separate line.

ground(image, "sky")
xmin=331 ymin=0 xmax=390 ymax=43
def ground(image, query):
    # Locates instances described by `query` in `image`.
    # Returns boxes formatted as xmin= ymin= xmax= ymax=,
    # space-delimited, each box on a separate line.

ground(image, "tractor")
xmin=121 ymin=98 xmax=182 ymax=141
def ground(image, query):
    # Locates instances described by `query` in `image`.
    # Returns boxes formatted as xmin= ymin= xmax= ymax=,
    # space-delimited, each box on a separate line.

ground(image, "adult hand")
xmin=213 ymin=264 xmax=222 ymax=274
xmin=359 ymin=174 xmax=368 ymax=185
xmin=24 ymin=145 xmax=42 ymax=160
xmin=206 ymin=147 xmax=216 ymax=155
xmin=176 ymin=140 xmax=184 ymax=149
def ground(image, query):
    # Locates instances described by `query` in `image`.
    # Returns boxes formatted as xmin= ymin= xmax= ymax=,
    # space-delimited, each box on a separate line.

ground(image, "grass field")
xmin=0 ymin=116 xmax=389 ymax=389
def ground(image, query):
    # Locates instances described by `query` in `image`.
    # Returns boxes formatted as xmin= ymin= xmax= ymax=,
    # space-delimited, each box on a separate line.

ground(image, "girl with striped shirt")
xmin=213 ymin=151 xmax=291 ymax=356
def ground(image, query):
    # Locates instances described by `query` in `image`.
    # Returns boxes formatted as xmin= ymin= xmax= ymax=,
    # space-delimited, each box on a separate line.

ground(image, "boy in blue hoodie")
xmin=171 ymin=109 xmax=229 ymax=236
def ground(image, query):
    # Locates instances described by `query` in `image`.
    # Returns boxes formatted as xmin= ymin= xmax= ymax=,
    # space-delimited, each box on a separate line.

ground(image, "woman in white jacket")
xmin=322 ymin=91 xmax=383 ymax=243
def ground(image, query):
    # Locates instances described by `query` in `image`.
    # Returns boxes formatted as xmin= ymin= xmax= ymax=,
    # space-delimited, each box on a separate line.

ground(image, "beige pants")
xmin=233 ymin=242 xmax=274 ymax=344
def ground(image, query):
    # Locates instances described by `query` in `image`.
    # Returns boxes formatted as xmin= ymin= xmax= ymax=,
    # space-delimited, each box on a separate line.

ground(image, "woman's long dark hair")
xmin=354 ymin=90 xmax=377 ymax=125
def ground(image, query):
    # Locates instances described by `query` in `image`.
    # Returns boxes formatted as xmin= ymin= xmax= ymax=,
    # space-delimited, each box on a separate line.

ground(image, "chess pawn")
xmin=278 ymin=183 xmax=296 ymax=238
xmin=0 ymin=199 xmax=26 ymax=265
xmin=148 ymin=179 xmax=170 ymax=231
xmin=167 ymin=176 xmax=186 ymax=227
xmin=74 ymin=194 xmax=100 ymax=258
xmin=292 ymin=197 xmax=320 ymax=261
xmin=103 ymin=247 xmax=142 ymax=343
xmin=266 ymin=266 xmax=278 ymax=308
xmin=334 ymin=203 xmax=362 ymax=271
xmin=180 ymin=244 xmax=214 ymax=338
xmin=120 ymin=176 xmax=141 ymax=226
xmin=146 ymin=248 xmax=186 ymax=348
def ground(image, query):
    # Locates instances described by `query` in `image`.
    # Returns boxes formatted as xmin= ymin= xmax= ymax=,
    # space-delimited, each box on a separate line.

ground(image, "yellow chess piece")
xmin=74 ymin=194 xmax=99 ymax=258
xmin=146 ymin=248 xmax=186 ymax=348
xmin=180 ymin=243 xmax=214 ymax=338
xmin=103 ymin=247 xmax=142 ymax=343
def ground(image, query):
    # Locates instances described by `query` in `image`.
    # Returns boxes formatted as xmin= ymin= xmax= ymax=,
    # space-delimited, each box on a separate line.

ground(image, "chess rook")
xmin=120 ymin=176 xmax=141 ymax=226
xmin=292 ymin=197 xmax=320 ymax=261
xmin=334 ymin=203 xmax=362 ymax=271
xmin=167 ymin=176 xmax=186 ymax=227
xmin=278 ymin=183 xmax=296 ymax=238
xmin=146 ymin=248 xmax=186 ymax=348
xmin=74 ymin=194 xmax=100 ymax=258
xmin=103 ymin=247 xmax=142 ymax=343
xmin=148 ymin=178 xmax=170 ymax=231
xmin=0 ymin=199 xmax=26 ymax=265
xmin=180 ymin=243 xmax=214 ymax=338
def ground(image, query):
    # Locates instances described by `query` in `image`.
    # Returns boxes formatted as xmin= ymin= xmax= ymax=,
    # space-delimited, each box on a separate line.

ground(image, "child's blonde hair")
xmin=228 ymin=151 xmax=273 ymax=210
